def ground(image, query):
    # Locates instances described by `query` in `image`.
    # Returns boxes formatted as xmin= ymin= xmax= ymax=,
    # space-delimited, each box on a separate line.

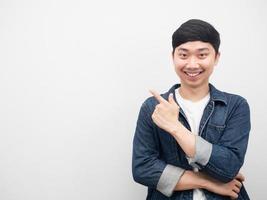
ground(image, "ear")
xmin=171 ymin=50 xmax=175 ymax=64
xmin=214 ymin=52 xmax=220 ymax=66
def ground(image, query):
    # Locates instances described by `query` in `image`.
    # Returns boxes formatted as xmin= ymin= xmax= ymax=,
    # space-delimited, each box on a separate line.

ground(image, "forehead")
xmin=176 ymin=41 xmax=214 ymax=52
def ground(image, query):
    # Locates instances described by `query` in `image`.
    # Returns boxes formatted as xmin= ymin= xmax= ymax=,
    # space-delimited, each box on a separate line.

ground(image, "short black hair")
xmin=172 ymin=19 xmax=220 ymax=54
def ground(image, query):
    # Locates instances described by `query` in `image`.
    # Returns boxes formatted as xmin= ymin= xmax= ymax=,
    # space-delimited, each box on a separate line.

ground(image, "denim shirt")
xmin=132 ymin=83 xmax=251 ymax=200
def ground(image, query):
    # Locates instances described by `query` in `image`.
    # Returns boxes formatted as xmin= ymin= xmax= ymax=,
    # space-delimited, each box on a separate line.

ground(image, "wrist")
xmin=187 ymin=171 xmax=208 ymax=189
xmin=170 ymin=122 xmax=183 ymax=137
xmin=195 ymin=172 xmax=210 ymax=190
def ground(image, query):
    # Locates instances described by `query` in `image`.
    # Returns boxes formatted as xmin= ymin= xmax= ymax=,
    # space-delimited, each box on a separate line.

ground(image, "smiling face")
xmin=172 ymin=41 xmax=220 ymax=89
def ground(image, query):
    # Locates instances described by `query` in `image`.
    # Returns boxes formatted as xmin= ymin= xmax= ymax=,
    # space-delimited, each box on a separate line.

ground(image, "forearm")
xmin=172 ymin=126 xmax=239 ymax=182
xmin=174 ymin=170 xmax=219 ymax=191
xmin=174 ymin=170 xmax=205 ymax=191
xmin=171 ymin=124 xmax=196 ymax=158
xmin=175 ymin=170 xmax=243 ymax=199
xmin=172 ymin=125 xmax=243 ymax=182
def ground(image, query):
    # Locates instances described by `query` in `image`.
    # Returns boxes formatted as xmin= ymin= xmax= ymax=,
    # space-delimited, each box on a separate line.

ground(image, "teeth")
xmin=185 ymin=72 xmax=201 ymax=77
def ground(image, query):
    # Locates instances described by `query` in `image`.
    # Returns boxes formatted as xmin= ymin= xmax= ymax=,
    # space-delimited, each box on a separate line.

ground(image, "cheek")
xmin=174 ymin=64 xmax=184 ymax=76
xmin=202 ymin=58 xmax=215 ymax=67
xmin=173 ymin=59 xmax=186 ymax=70
xmin=201 ymin=59 xmax=216 ymax=70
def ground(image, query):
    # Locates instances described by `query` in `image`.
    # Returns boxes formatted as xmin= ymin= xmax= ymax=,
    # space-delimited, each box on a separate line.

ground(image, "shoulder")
xmin=209 ymin=84 xmax=250 ymax=118
xmin=210 ymin=84 xmax=249 ymax=107
xmin=220 ymin=91 xmax=250 ymax=117
xmin=223 ymin=91 xmax=249 ymax=108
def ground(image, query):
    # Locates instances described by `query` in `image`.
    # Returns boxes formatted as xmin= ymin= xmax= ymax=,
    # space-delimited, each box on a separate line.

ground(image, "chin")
xmin=181 ymin=80 xmax=207 ymax=89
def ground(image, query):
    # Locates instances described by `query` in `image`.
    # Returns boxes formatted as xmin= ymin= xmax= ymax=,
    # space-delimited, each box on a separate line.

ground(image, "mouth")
xmin=184 ymin=71 xmax=203 ymax=78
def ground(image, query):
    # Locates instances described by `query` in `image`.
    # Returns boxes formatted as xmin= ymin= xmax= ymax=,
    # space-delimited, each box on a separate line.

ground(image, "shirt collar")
xmin=168 ymin=83 xmax=228 ymax=105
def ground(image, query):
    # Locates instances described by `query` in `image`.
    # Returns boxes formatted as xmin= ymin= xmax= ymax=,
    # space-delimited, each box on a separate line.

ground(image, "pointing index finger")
xmin=149 ymin=89 xmax=168 ymax=104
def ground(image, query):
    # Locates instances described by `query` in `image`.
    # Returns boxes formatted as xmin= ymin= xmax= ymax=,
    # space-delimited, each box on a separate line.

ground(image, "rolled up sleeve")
xmin=157 ymin=164 xmax=185 ymax=197
xmin=188 ymin=136 xmax=213 ymax=167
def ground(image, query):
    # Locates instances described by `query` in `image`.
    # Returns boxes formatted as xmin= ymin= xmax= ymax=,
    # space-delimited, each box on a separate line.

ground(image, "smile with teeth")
xmin=184 ymin=71 xmax=203 ymax=77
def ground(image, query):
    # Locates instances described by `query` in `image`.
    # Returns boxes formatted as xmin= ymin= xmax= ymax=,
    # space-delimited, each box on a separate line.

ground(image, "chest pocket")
xmin=205 ymin=123 xmax=226 ymax=144
xmin=203 ymin=103 xmax=227 ymax=143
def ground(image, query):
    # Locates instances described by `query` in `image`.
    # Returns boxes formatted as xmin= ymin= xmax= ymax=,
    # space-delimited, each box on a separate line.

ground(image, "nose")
xmin=186 ymin=56 xmax=199 ymax=69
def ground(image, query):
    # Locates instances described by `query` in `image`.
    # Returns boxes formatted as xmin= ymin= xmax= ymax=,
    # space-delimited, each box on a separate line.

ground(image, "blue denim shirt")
xmin=132 ymin=83 xmax=251 ymax=200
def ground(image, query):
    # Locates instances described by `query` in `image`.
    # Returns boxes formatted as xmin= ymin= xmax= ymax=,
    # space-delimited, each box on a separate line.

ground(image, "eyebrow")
xmin=177 ymin=47 xmax=210 ymax=52
xmin=177 ymin=48 xmax=189 ymax=52
xmin=198 ymin=48 xmax=210 ymax=52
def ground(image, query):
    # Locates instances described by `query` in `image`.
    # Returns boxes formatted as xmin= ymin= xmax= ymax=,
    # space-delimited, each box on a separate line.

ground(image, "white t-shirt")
xmin=175 ymin=88 xmax=210 ymax=200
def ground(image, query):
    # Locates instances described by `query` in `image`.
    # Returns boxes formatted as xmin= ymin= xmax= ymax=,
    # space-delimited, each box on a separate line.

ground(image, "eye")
xmin=199 ymin=53 xmax=208 ymax=59
xmin=178 ymin=53 xmax=188 ymax=59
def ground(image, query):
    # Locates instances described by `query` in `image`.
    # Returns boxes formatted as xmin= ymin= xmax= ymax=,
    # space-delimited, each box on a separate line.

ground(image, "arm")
xmin=132 ymin=100 xmax=223 ymax=196
xmin=174 ymin=98 xmax=251 ymax=182
xmin=150 ymin=91 xmax=250 ymax=182
xmin=132 ymin=99 xmax=244 ymax=198
xmin=132 ymin=101 xmax=185 ymax=197
xmin=175 ymin=170 xmax=244 ymax=199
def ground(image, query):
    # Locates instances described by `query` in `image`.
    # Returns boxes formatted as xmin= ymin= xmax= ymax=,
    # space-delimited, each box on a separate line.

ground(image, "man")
xmin=132 ymin=19 xmax=251 ymax=199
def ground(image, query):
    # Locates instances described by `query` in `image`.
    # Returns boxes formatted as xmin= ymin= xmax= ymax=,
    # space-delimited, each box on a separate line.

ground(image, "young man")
xmin=132 ymin=19 xmax=251 ymax=199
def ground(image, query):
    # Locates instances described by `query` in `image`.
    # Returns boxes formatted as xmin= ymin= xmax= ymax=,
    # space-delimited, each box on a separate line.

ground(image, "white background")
xmin=0 ymin=0 xmax=266 ymax=199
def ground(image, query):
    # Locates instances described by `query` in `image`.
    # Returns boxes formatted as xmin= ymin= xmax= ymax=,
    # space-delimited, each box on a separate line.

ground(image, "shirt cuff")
xmin=188 ymin=136 xmax=212 ymax=167
xmin=156 ymin=164 xmax=185 ymax=197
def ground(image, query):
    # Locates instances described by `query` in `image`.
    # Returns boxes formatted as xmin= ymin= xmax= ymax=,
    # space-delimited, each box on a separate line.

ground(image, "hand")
xmin=235 ymin=172 xmax=245 ymax=182
xmin=201 ymin=172 xmax=245 ymax=199
xmin=229 ymin=173 xmax=245 ymax=200
xmin=149 ymin=90 xmax=181 ymax=135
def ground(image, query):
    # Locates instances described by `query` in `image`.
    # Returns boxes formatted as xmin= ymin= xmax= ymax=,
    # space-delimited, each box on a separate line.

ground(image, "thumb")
xmin=168 ymin=93 xmax=176 ymax=105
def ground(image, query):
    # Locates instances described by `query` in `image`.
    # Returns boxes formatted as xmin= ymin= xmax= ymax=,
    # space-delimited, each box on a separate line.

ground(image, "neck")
xmin=179 ymin=83 xmax=210 ymax=102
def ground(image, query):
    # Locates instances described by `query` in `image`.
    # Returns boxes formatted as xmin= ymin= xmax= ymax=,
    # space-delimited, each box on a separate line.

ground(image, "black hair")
xmin=172 ymin=19 xmax=220 ymax=54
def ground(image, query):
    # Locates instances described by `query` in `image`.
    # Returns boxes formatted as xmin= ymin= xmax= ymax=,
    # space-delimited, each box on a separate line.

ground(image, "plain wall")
xmin=0 ymin=0 xmax=266 ymax=199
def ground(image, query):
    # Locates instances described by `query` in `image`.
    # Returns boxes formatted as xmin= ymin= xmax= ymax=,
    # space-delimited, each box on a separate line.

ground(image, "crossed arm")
xmin=175 ymin=170 xmax=244 ymax=199
xmin=132 ymin=90 xmax=250 ymax=198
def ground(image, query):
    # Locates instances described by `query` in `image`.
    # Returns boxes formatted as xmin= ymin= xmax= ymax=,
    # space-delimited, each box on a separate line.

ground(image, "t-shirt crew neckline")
xmin=175 ymin=88 xmax=210 ymax=105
